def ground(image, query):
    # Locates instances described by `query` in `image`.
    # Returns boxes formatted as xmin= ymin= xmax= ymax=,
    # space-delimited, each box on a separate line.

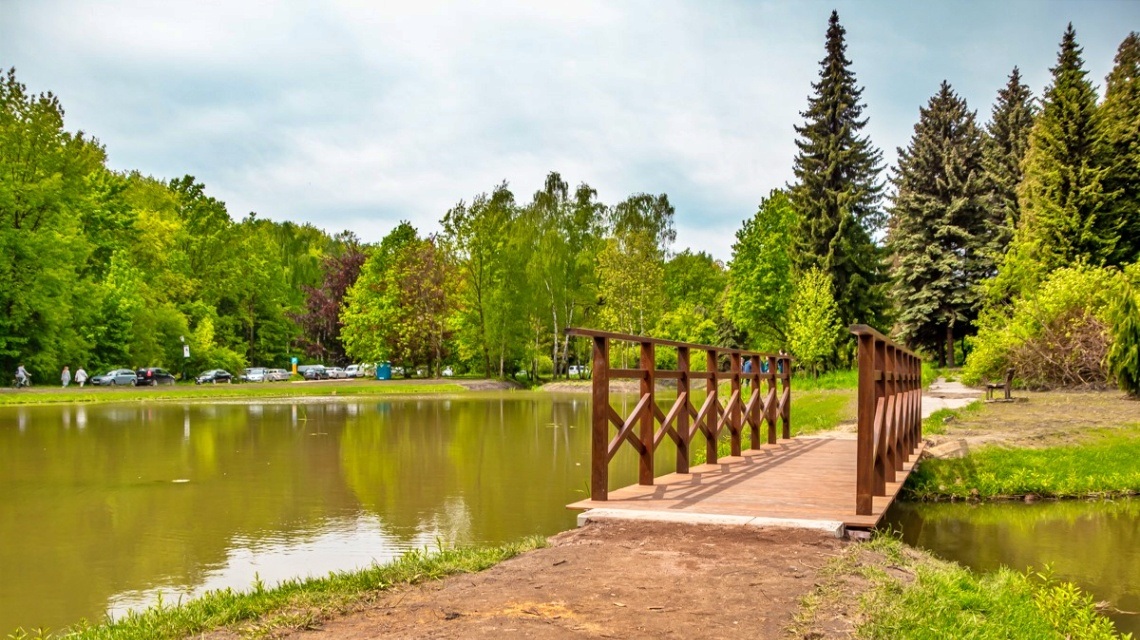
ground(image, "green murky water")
xmin=0 ymin=393 xmax=670 ymax=634
xmin=886 ymin=499 xmax=1140 ymax=635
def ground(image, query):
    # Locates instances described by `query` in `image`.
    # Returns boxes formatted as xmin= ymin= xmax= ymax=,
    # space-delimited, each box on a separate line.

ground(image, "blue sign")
xmin=290 ymin=357 xmax=298 ymax=365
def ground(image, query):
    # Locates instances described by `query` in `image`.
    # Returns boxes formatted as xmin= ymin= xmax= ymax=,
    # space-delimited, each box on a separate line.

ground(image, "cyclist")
xmin=15 ymin=364 xmax=30 ymax=388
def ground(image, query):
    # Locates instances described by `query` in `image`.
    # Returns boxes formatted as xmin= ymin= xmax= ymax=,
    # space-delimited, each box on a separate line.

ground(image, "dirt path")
xmin=230 ymin=521 xmax=845 ymax=639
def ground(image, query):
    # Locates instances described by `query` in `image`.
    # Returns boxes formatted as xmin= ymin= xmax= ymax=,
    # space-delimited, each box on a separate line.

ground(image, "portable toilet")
xmin=377 ymin=362 xmax=392 ymax=380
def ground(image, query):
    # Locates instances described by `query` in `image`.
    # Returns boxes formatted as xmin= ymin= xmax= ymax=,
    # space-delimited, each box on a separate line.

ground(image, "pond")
xmin=0 ymin=392 xmax=672 ymax=635
xmin=885 ymin=499 xmax=1140 ymax=636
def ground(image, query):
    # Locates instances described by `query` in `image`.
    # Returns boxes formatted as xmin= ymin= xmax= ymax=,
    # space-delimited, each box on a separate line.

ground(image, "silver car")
xmin=265 ymin=369 xmax=291 ymax=382
xmin=91 ymin=369 xmax=137 ymax=386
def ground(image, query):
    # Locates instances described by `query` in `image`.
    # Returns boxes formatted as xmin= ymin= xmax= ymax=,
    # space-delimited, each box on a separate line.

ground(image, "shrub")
xmin=963 ymin=266 xmax=1125 ymax=388
xmin=1105 ymin=263 xmax=1140 ymax=396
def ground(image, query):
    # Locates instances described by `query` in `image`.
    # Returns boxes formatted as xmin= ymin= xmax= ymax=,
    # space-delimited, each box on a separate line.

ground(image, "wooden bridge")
xmin=565 ymin=326 xmax=924 ymax=534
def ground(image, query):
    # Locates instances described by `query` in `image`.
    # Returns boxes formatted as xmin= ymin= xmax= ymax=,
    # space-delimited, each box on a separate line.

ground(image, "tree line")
xmin=2 ymin=13 xmax=1138 ymax=384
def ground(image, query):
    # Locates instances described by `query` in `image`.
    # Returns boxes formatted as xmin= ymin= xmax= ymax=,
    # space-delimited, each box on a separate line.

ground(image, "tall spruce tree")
xmin=1004 ymin=25 xmax=1114 ymax=296
xmin=889 ymin=82 xmax=988 ymax=366
xmin=791 ymin=10 xmax=887 ymax=332
xmin=981 ymin=67 xmax=1036 ymax=269
xmin=1100 ymin=32 xmax=1140 ymax=264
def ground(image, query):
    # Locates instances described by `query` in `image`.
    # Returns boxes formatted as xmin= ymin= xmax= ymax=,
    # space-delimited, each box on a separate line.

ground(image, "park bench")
xmin=985 ymin=368 xmax=1015 ymax=401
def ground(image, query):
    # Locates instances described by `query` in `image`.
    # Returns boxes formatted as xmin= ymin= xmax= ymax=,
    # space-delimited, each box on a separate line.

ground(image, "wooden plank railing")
xmin=566 ymin=328 xmax=793 ymax=501
xmin=851 ymin=324 xmax=923 ymax=516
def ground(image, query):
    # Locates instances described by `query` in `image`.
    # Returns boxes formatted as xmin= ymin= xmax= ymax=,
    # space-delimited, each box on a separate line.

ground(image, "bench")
xmin=985 ymin=368 xmax=1015 ymax=401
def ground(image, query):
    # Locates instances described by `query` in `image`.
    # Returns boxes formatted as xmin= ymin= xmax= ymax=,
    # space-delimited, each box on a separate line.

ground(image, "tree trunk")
xmin=946 ymin=323 xmax=956 ymax=367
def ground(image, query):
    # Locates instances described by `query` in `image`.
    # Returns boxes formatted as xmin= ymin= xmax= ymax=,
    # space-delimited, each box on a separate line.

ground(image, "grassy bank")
xmin=794 ymin=535 xmax=1125 ymax=639
xmin=907 ymin=426 xmax=1140 ymax=500
xmin=907 ymin=391 xmax=1140 ymax=500
xmin=0 ymin=380 xmax=467 ymax=407
xmin=11 ymin=538 xmax=544 ymax=640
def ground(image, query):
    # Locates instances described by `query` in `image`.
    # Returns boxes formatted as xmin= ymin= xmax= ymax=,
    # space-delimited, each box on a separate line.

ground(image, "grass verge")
xmin=792 ymin=535 xmax=1127 ymax=639
xmin=906 ymin=426 xmax=1140 ymax=500
xmin=921 ymin=400 xmax=983 ymax=436
xmin=0 ymin=381 xmax=467 ymax=407
xmin=10 ymin=537 xmax=545 ymax=640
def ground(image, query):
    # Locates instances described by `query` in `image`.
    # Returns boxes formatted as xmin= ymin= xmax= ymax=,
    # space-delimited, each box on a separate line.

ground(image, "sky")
xmin=3 ymin=1 xmax=1138 ymax=261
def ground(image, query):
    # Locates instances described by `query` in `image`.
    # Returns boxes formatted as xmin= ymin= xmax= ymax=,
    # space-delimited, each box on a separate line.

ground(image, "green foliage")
xmin=965 ymin=266 xmax=1126 ymax=387
xmin=981 ymin=67 xmax=1036 ymax=265
xmin=786 ymin=267 xmax=841 ymax=375
xmin=726 ymin=189 xmax=797 ymax=350
xmin=791 ymin=11 xmax=888 ymax=331
xmin=596 ymin=230 xmax=664 ymax=336
xmin=889 ymin=82 xmax=989 ymax=366
xmin=997 ymin=26 xmax=1116 ymax=301
xmin=906 ymin=427 xmax=1140 ymax=500
xmin=1105 ymin=264 xmax=1140 ymax=395
xmin=1100 ymin=32 xmax=1140 ymax=264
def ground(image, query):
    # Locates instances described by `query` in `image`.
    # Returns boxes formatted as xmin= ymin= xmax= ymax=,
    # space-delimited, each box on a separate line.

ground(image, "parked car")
xmin=344 ymin=364 xmax=364 ymax=378
xmin=326 ymin=367 xmax=347 ymax=379
xmin=240 ymin=367 xmax=267 ymax=383
xmin=196 ymin=369 xmax=233 ymax=385
xmin=568 ymin=365 xmax=590 ymax=377
xmin=136 ymin=367 xmax=176 ymax=386
xmin=91 ymin=368 xmax=137 ymax=386
xmin=265 ymin=368 xmax=291 ymax=382
xmin=301 ymin=365 xmax=329 ymax=380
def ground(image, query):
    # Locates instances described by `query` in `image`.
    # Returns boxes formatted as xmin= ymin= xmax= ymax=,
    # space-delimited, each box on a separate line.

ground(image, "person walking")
xmin=15 ymin=364 xmax=30 ymax=388
xmin=743 ymin=357 xmax=753 ymax=391
xmin=75 ymin=367 xmax=88 ymax=388
xmin=61 ymin=365 xmax=71 ymax=388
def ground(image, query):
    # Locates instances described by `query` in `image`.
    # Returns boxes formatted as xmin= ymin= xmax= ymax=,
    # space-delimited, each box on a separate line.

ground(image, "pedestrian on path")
xmin=75 ymin=367 xmax=88 ymax=388
xmin=61 ymin=366 xmax=71 ymax=388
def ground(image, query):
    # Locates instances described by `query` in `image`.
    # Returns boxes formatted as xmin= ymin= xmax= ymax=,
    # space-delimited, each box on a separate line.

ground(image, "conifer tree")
xmin=889 ymin=82 xmax=988 ymax=366
xmin=1003 ymin=25 xmax=1115 ymax=296
xmin=1100 ymin=32 xmax=1140 ymax=264
xmin=981 ymin=67 xmax=1035 ymax=267
xmin=790 ymin=10 xmax=887 ymax=331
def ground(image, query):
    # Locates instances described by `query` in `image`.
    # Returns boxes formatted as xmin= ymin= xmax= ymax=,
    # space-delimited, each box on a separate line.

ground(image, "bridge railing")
xmin=566 ymin=328 xmax=792 ymax=501
xmin=851 ymin=324 xmax=923 ymax=515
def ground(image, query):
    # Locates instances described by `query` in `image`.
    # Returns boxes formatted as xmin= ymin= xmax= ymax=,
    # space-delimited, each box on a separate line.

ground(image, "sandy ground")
xmin=210 ymin=521 xmax=846 ymax=640
xmin=925 ymin=388 xmax=1139 ymax=449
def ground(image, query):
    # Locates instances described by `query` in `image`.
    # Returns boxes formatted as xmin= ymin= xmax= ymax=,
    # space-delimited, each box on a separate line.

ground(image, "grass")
xmin=0 ymin=380 xmax=467 ymax=406
xmin=9 ymin=537 xmax=545 ymax=640
xmin=793 ymin=535 xmax=1127 ymax=639
xmin=906 ymin=426 xmax=1140 ymax=501
xmin=921 ymin=400 xmax=984 ymax=436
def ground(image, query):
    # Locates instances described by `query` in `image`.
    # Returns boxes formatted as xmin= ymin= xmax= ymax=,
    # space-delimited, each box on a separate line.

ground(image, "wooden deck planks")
xmin=567 ymin=437 xmax=925 ymax=530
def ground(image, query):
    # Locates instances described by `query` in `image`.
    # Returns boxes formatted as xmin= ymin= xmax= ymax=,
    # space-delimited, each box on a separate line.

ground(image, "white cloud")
xmin=3 ymin=0 xmax=1138 ymax=260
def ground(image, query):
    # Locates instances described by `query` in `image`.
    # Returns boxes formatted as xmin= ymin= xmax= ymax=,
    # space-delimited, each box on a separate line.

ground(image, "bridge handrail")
xmin=851 ymin=324 xmax=923 ymax=515
xmin=566 ymin=327 xmax=793 ymax=501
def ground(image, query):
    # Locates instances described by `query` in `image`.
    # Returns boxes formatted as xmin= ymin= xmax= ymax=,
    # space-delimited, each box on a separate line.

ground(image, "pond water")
xmin=885 ymin=499 xmax=1140 ymax=636
xmin=0 ymin=392 xmax=676 ymax=635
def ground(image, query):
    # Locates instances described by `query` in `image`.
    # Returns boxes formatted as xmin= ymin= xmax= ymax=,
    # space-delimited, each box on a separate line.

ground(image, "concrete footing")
xmin=577 ymin=508 xmax=846 ymax=538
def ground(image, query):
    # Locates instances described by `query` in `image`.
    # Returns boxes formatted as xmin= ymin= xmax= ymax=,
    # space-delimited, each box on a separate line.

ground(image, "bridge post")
xmin=749 ymin=355 xmax=761 ymax=450
xmin=591 ymin=335 xmax=610 ymax=501
xmin=639 ymin=340 xmax=655 ymax=485
xmin=706 ymin=349 xmax=719 ymax=465
xmin=781 ymin=356 xmax=792 ymax=439
xmin=766 ymin=356 xmax=778 ymax=444
xmin=730 ymin=352 xmax=742 ymax=456
xmin=855 ymin=331 xmax=875 ymax=515
xmin=676 ymin=346 xmax=691 ymax=473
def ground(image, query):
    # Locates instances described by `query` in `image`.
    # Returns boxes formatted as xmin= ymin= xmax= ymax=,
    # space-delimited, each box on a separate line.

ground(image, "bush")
xmin=1106 ymin=263 xmax=1140 ymax=396
xmin=964 ymin=266 xmax=1126 ymax=388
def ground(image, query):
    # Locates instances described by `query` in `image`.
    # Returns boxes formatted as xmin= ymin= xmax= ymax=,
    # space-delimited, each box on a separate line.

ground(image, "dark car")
xmin=195 ymin=369 xmax=233 ymax=385
xmin=301 ymin=365 xmax=329 ymax=380
xmin=91 ymin=368 xmax=137 ymax=386
xmin=136 ymin=367 xmax=176 ymax=386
